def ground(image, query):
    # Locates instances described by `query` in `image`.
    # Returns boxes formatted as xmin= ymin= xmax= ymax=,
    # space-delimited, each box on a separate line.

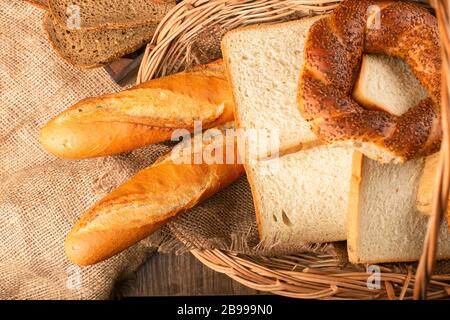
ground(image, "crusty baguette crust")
xmin=40 ymin=120 xmax=175 ymax=158
xmin=346 ymin=151 xmax=364 ymax=264
xmin=40 ymin=60 xmax=234 ymax=159
xmin=65 ymin=125 xmax=245 ymax=265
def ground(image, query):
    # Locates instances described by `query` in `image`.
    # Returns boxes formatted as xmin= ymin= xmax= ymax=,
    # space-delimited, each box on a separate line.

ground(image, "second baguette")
xmin=65 ymin=123 xmax=244 ymax=265
xmin=40 ymin=60 xmax=234 ymax=158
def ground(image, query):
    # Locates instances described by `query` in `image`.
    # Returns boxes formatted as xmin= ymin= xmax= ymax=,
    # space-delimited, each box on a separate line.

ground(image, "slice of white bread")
xmin=353 ymin=54 xmax=429 ymax=116
xmin=348 ymin=153 xmax=450 ymax=264
xmin=223 ymin=17 xmax=354 ymax=244
xmin=222 ymin=16 xmax=323 ymax=155
xmin=249 ymin=145 xmax=354 ymax=243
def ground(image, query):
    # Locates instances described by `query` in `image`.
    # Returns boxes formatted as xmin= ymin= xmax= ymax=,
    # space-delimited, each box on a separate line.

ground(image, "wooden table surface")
xmin=116 ymin=252 xmax=262 ymax=297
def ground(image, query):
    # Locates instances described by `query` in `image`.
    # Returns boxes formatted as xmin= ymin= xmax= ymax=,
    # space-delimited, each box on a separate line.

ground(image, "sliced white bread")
xmin=348 ymin=153 xmax=450 ymax=264
xmin=222 ymin=16 xmax=323 ymax=156
xmin=249 ymin=145 xmax=354 ymax=244
xmin=353 ymin=54 xmax=429 ymax=116
xmin=222 ymin=17 xmax=435 ymax=246
xmin=223 ymin=17 xmax=354 ymax=244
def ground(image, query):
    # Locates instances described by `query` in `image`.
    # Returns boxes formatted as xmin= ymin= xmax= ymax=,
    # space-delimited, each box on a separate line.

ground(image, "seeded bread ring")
xmin=298 ymin=0 xmax=441 ymax=163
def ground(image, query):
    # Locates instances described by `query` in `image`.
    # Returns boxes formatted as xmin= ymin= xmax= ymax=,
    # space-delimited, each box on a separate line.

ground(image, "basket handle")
xmin=414 ymin=0 xmax=450 ymax=300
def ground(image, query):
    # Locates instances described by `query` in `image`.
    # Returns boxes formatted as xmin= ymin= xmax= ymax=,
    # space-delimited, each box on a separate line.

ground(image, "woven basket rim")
xmin=138 ymin=0 xmax=450 ymax=300
xmin=191 ymin=248 xmax=450 ymax=299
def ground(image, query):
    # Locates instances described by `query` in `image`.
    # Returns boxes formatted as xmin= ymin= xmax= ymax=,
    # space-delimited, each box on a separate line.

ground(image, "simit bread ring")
xmin=298 ymin=0 xmax=441 ymax=163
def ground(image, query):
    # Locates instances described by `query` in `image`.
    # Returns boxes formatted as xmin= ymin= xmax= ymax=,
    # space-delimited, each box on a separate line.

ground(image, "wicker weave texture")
xmin=138 ymin=0 xmax=450 ymax=300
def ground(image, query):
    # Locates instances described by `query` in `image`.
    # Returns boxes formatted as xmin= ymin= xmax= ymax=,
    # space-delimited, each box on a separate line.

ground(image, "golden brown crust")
xmin=40 ymin=120 xmax=174 ymax=158
xmin=299 ymin=0 xmax=441 ymax=163
xmin=416 ymin=152 xmax=450 ymax=231
xmin=347 ymin=151 xmax=364 ymax=264
xmin=40 ymin=61 xmax=234 ymax=159
xmin=65 ymin=128 xmax=245 ymax=265
xmin=24 ymin=0 xmax=48 ymax=10
xmin=416 ymin=152 xmax=439 ymax=215
xmin=65 ymin=221 xmax=167 ymax=266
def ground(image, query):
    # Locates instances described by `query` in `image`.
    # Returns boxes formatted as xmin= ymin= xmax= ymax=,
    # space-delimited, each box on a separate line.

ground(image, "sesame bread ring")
xmin=298 ymin=0 xmax=441 ymax=163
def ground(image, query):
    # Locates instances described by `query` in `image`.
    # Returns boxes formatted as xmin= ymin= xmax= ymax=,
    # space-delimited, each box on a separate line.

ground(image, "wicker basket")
xmin=137 ymin=0 xmax=450 ymax=299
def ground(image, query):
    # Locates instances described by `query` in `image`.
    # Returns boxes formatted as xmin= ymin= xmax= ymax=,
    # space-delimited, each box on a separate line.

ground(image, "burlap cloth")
xmin=0 ymin=1 xmax=169 ymax=299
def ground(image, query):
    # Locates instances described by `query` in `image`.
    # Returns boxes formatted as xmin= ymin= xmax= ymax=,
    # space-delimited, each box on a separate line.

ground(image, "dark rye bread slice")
xmin=25 ymin=0 xmax=48 ymax=10
xmin=48 ymin=0 xmax=176 ymax=31
xmin=43 ymin=13 xmax=157 ymax=68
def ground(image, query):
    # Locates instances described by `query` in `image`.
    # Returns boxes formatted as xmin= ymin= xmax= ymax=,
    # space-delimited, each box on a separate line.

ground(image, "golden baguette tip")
xmin=65 ymin=125 xmax=244 ymax=265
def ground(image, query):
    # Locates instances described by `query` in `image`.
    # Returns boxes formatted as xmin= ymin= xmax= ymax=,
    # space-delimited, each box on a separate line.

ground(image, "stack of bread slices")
xmin=222 ymin=16 xmax=450 ymax=264
xmin=27 ymin=0 xmax=175 ymax=68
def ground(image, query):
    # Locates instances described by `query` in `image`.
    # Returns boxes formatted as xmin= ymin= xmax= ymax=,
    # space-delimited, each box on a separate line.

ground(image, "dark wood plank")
xmin=116 ymin=252 xmax=262 ymax=296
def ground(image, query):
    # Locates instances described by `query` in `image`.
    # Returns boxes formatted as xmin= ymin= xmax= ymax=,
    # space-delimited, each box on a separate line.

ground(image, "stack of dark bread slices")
xmin=26 ymin=0 xmax=176 ymax=68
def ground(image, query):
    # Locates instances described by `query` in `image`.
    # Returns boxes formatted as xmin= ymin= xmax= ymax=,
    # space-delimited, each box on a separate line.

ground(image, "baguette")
xmin=40 ymin=60 xmax=234 ymax=158
xmin=65 ymin=123 xmax=244 ymax=265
